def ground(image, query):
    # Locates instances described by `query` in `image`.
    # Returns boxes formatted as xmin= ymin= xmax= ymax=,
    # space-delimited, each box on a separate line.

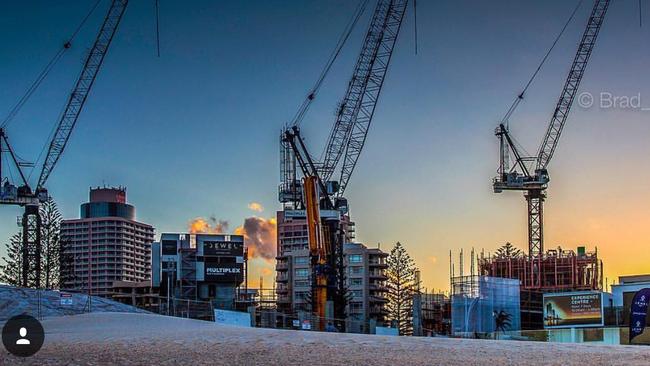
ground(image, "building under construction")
xmin=449 ymin=245 xmax=603 ymax=330
xmin=478 ymin=245 xmax=603 ymax=329
xmin=478 ymin=246 xmax=603 ymax=292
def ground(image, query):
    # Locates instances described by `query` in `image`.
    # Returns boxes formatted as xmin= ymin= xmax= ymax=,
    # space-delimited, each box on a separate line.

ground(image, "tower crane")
xmin=280 ymin=0 xmax=408 ymax=209
xmin=494 ymin=0 xmax=609 ymax=263
xmin=280 ymin=0 xmax=408 ymax=326
xmin=0 ymin=0 xmax=128 ymax=288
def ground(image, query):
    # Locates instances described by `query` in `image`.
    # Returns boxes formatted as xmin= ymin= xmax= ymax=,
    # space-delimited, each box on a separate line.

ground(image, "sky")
xmin=1 ymin=0 xmax=650 ymax=292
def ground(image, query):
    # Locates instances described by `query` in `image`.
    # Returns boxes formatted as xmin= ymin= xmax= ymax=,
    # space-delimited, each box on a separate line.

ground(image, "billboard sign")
xmin=203 ymin=241 xmax=244 ymax=256
xmin=204 ymin=263 xmax=243 ymax=282
xmin=543 ymin=292 xmax=603 ymax=328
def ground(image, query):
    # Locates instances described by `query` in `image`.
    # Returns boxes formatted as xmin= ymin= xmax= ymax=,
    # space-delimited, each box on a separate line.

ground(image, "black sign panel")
xmin=204 ymin=263 xmax=244 ymax=283
xmin=161 ymin=240 xmax=177 ymax=255
xmin=203 ymin=241 xmax=243 ymax=256
xmin=630 ymin=288 xmax=650 ymax=342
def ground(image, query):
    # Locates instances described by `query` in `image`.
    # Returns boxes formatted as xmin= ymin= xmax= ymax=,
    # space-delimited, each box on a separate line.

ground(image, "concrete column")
xmin=412 ymin=293 xmax=423 ymax=336
xmin=247 ymin=306 xmax=256 ymax=327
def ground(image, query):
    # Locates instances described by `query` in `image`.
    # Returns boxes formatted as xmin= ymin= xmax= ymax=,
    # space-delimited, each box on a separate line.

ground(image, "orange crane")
xmin=283 ymin=126 xmax=335 ymax=328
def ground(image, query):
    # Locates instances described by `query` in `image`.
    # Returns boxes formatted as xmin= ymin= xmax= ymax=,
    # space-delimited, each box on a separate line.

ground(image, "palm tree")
xmin=494 ymin=310 xmax=512 ymax=337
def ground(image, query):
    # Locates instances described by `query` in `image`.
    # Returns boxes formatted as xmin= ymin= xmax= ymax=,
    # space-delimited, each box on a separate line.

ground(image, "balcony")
xmin=276 ymin=296 xmax=292 ymax=304
xmin=369 ymin=295 xmax=388 ymax=304
xmin=369 ymin=271 xmax=388 ymax=280
xmin=276 ymin=274 xmax=289 ymax=283
xmin=369 ymin=283 xmax=388 ymax=292
xmin=368 ymin=260 xmax=388 ymax=269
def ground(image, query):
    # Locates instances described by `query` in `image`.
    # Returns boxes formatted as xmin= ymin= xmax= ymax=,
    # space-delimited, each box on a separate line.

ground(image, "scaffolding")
xmin=179 ymin=248 xmax=197 ymax=300
xmin=451 ymin=275 xmax=521 ymax=337
xmin=419 ymin=292 xmax=451 ymax=335
xmin=235 ymin=287 xmax=278 ymax=311
xmin=478 ymin=246 xmax=603 ymax=291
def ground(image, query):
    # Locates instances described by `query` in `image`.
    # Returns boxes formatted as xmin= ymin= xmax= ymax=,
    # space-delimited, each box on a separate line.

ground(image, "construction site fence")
xmin=153 ymin=297 xmax=215 ymax=321
xmin=451 ymin=276 xmax=522 ymax=335
xmin=251 ymin=309 xmax=379 ymax=334
xmin=0 ymin=287 xmax=147 ymax=321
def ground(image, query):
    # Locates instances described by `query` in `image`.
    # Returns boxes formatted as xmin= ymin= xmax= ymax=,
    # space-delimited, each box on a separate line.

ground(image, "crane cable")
xmin=155 ymin=0 xmax=161 ymax=57
xmin=500 ymin=0 xmax=584 ymax=128
xmin=0 ymin=0 xmax=103 ymax=130
xmin=290 ymin=0 xmax=370 ymax=128
xmin=414 ymin=0 xmax=418 ymax=55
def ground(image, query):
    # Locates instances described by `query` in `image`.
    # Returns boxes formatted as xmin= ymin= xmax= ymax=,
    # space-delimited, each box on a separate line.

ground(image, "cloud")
xmin=235 ymin=217 xmax=277 ymax=261
xmin=248 ymin=202 xmax=264 ymax=212
xmin=188 ymin=217 xmax=229 ymax=234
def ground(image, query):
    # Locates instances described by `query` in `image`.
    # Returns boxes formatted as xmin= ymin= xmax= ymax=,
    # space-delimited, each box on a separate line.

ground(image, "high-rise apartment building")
xmin=60 ymin=187 xmax=154 ymax=297
xmin=275 ymin=208 xmax=388 ymax=323
xmin=343 ymin=242 xmax=389 ymax=323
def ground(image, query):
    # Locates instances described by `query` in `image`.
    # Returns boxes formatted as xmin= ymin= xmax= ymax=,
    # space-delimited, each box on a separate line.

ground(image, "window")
xmin=350 ymin=266 xmax=363 ymax=275
xmin=295 ymin=269 xmax=309 ymax=277
xmin=351 ymin=290 xmax=363 ymax=298
xmin=349 ymin=254 xmax=363 ymax=263
xmin=295 ymin=256 xmax=309 ymax=265
xmin=349 ymin=302 xmax=363 ymax=312
xmin=350 ymin=278 xmax=363 ymax=286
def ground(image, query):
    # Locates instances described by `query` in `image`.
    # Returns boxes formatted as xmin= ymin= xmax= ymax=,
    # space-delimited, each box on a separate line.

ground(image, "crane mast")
xmin=494 ymin=0 xmax=609 ymax=261
xmin=283 ymin=127 xmax=340 ymax=328
xmin=0 ymin=0 xmax=129 ymax=288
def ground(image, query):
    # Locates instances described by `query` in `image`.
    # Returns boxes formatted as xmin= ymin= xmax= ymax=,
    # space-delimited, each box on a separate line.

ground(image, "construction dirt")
xmin=2 ymin=312 xmax=650 ymax=365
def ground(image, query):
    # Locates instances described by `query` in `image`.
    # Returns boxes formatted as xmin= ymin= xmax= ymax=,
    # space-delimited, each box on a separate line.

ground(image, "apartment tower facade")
xmin=60 ymin=187 xmax=154 ymax=297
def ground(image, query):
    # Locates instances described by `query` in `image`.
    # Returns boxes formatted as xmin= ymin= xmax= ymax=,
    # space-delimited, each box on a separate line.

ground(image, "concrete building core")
xmin=60 ymin=186 xmax=154 ymax=297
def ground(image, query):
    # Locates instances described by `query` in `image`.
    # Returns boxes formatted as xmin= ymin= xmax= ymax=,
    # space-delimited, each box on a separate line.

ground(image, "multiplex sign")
xmin=203 ymin=241 xmax=244 ymax=256
xmin=204 ymin=264 xmax=243 ymax=282
xmin=284 ymin=209 xmax=340 ymax=219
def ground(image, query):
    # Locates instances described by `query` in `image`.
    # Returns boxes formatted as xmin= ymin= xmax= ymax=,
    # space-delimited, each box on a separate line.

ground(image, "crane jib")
xmin=37 ymin=0 xmax=129 ymax=189
xmin=536 ymin=0 xmax=610 ymax=171
xmin=319 ymin=0 xmax=408 ymax=194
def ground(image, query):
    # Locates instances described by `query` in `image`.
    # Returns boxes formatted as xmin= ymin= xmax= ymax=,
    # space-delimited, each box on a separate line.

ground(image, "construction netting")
xmin=451 ymin=276 xmax=521 ymax=337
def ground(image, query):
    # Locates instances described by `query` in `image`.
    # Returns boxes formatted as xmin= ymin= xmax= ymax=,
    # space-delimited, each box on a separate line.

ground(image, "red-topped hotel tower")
xmin=60 ymin=186 xmax=154 ymax=297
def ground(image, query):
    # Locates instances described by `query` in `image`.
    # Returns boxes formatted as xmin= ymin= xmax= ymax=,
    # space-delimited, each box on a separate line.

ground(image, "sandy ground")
xmin=2 ymin=312 xmax=650 ymax=365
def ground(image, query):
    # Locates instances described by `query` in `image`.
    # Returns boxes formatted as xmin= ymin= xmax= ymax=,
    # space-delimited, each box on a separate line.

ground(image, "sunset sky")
xmin=1 ymin=0 xmax=650 ymax=292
